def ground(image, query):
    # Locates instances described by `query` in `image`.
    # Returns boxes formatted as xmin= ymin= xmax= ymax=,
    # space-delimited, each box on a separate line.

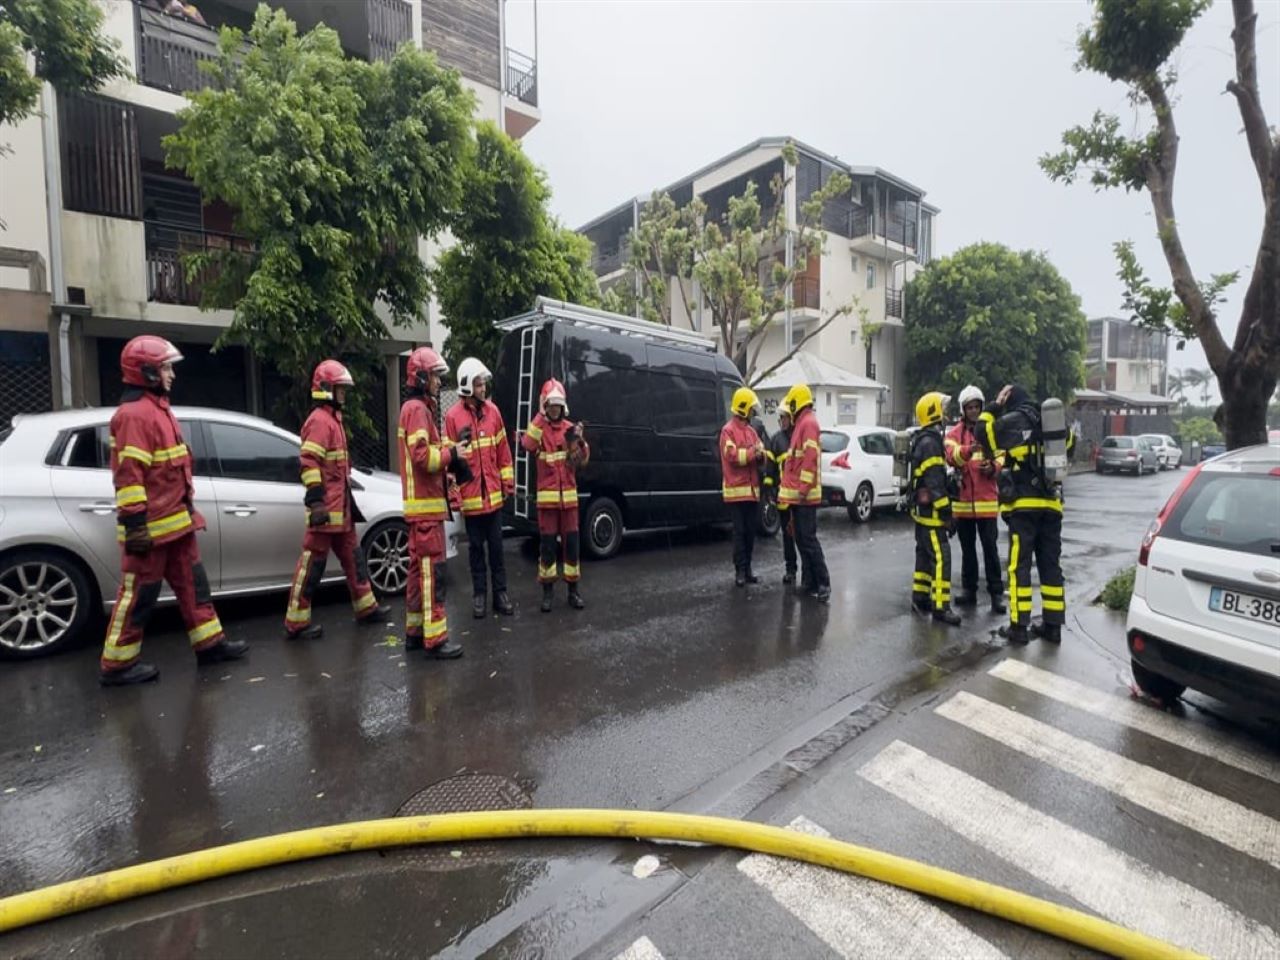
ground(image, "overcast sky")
xmin=513 ymin=0 xmax=1280 ymax=400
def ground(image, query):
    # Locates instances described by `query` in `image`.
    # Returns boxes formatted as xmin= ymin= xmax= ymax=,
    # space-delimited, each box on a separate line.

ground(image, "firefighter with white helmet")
xmin=944 ymin=385 xmax=1005 ymax=613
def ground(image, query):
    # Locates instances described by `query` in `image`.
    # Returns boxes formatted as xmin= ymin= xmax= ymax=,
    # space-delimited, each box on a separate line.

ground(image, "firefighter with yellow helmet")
xmin=910 ymin=391 xmax=962 ymax=625
xmin=720 ymin=386 xmax=767 ymax=586
xmin=778 ymin=383 xmax=830 ymax=602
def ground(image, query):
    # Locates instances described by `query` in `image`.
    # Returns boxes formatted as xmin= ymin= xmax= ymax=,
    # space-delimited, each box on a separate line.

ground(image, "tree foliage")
xmin=0 ymin=0 xmax=128 ymax=129
xmin=163 ymin=7 xmax=473 ymax=426
xmin=435 ymin=122 xmax=600 ymax=371
xmin=1040 ymin=0 xmax=1279 ymax=449
xmin=904 ymin=242 xmax=1087 ymax=402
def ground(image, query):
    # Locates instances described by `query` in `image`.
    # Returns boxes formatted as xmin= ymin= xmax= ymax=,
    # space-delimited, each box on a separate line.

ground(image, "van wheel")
xmin=847 ymin=483 xmax=874 ymax=523
xmin=0 ymin=549 xmax=95 ymax=659
xmin=584 ymin=496 xmax=624 ymax=560
xmin=1131 ymin=659 xmax=1185 ymax=703
xmin=757 ymin=496 xmax=781 ymax=537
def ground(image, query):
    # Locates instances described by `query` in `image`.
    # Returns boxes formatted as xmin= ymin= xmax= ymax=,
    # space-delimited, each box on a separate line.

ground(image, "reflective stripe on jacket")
xmin=299 ymin=404 xmax=355 ymax=532
xmin=522 ymin=413 xmax=589 ymax=511
xmin=111 ymin=390 xmax=203 ymax=545
xmin=910 ymin=426 xmax=951 ymax=527
xmin=944 ymin=419 xmax=1000 ymax=519
xmin=779 ymin=407 xmax=822 ymax=506
xmin=445 ymin=398 xmax=514 ymax=516
xmin=979 ymin=405 xmax=1063 ymax=515
xmin=398 ymin=396 xmax=451 ymax=523
xmin=719 ymin=416 xmax=762 ymax=502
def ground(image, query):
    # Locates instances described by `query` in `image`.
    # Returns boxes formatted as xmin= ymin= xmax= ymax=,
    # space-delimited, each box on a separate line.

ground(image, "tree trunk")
xmin=1215 ymin=361 xmax=1275 ymax=449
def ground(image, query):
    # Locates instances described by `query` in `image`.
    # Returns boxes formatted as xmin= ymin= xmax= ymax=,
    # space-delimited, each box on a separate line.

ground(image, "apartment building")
xmin=0 ymin=0 xmax=540 ymax=465
xmin=1085 ymin=315 xmax=1169 ymax=396
xmin=580 ymin=138 xmax=938 ymax=427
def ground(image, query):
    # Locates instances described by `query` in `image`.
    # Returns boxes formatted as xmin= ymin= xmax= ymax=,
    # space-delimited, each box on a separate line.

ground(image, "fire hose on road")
xmin=0 ymin=808 xmax=1200 ymax=959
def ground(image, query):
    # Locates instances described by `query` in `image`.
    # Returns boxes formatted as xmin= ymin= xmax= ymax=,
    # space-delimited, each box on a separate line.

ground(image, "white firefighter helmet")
xmin=457 ymin=357 xmax=492 ymax=397
xmin=958 ymin=384 xmax=984 ymax=409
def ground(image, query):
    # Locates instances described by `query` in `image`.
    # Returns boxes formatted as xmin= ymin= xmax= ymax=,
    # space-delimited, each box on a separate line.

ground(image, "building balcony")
xmin=135 ymin=4 xmax=222 ymax=96
xmin=886 ymin=286 xmax=903 ymax=319
xmin=847 ymin=208 xmax=918 ymax=261
xmin=146 ymin=221 xmax=253 ymax=307
xmin=504 ymin=47 xmax=541 ymax=139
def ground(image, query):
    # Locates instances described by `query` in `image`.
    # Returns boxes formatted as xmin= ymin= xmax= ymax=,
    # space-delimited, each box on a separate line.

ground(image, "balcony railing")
xmin=369 ymin=0 xmax=412 ymax=62
xmin=849 ymin=208 xmax=918 ymax=250
xmin=764 ymin=275 xmax=821 ymax=311
xmin=506 ymin=48 xmax=538 ymax=107
xmin=886 ymin=286 xmax=903 ymax=319
xmin=145 ymin=221 xmax=253 ymax=307
xmin=136 ymin=5 xmax=221 ymax=95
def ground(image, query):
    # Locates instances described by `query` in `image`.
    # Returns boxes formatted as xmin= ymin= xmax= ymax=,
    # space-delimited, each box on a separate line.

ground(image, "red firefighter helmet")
xmin=121 ymin=336 xmax=183 ymax=388
xmin=406 ymin=346 xmax=448 ymax=391
xmin=540 ymin=378 xmax=568 ymax=416
xmin=311 ymin=359 xmax=354 ymax=402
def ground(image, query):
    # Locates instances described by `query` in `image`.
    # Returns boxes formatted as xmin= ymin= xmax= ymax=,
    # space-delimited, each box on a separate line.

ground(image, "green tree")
xmin=435 ymin=122 xmax=600 ymax=371
xmin=1178 ymin=415 xmax=1222 ymax=446
xmin=0 ymin=0 xmax=127 ymax=129
xmin=1040 ymin=0 xmax=1278 ymax=450
xmin=904 ymin=242 xmax=1087 ymax=402
xmin=163 ymin=7 xmax=473 ymax=427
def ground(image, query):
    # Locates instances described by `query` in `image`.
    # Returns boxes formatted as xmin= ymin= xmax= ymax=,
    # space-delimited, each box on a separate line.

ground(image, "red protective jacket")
xmin=111 ymin=390 xmax=202 ymax=545
xmin=779 ymin=407 xmax=821 ymax=506
xmin=444 ymin=398 xmax=514 ymax=517
xmin=720 ymin=417 xmax=763 ymax=503
xmin=398 ymin=396 xmax=452 ymax=523
xmin=299 ymin=404 xmax=359 ymax=533
xmin=521 ymin=413 xmax=589 ymax=511
xmin=945 ymin=419 xmax=1001 ymax=519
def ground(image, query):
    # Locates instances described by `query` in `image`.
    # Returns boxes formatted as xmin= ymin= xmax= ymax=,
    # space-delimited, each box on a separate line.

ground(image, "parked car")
xmin=0 ymin=407 xmax=459 ymax=659
xmin=1201 ymin=442 xmax=1227 ymax=459
xmin=493 ymin=298 xmax=780 ymax=559
xmin=818 ymin=426 xmax=898 ymax=522
xmin=1139 ymin=433 xmax=1183 ymax=470
xmin=1126 ymin=443 xmax=1280 ymax=712
xmin=1096 ymin=435 xmax=1160 ymax=475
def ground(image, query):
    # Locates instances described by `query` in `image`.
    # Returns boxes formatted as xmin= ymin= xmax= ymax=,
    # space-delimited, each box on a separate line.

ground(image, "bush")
xmin=1098 ymin=566 xmax=1136 ymax=610
xmin=1178 ymin=416 xmax=1221 ymax=446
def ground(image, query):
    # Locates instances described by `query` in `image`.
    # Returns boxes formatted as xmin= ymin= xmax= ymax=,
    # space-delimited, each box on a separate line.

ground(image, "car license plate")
xmin=1209 ymin=587 xmax=1280 ymax=626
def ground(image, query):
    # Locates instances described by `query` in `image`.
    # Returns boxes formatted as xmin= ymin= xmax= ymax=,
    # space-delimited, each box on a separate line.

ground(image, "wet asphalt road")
xmin=2 ymin=467 xmax=1276 ymax=958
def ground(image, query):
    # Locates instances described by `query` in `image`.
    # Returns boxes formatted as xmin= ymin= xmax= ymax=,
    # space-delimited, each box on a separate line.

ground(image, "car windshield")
xmin=1164 ymin=473 xmax=1280 ymax=558
xmin=820 ymin=431 xmax=849 ymax=454
xmin=1103 ymin=437 xmax=1132 ymax=449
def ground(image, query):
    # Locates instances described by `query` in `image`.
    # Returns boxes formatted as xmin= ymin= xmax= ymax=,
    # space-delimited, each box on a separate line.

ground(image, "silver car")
xmin=1096 ymin=435 xmax=1161 ymax=476
xmin=0 ymin=407 xmax=459 ymax=659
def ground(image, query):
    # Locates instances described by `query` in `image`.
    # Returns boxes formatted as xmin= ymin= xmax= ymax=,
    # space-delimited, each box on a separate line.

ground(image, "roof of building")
xmin=578 ymin=136 xmax=937 ymax=232
xmin=1073 ymin=388 xmax=1176 ymax=408
xmin=754 ymin=353 xmax=887 ymax=393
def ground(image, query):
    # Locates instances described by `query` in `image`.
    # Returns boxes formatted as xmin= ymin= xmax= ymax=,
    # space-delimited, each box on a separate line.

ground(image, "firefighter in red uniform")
xmin=445 ymin=357 xmax=515 ymax=619
xmin=778 ymin=384 xmax=830 ymax=602
xmin=721 ymin=386 xmax=766 ymax=587
xmin=522 ymin=379 xmax=589 ymax=613
xmin=944 ymin=385 xmax=1006 ymax=614
xmin=398 ymin=347 xmax=465 ymax=659
xmin=99 ymin=336 xmax=247 ymax=685
xmin=283 ymin=360 xmax=392 ymax=639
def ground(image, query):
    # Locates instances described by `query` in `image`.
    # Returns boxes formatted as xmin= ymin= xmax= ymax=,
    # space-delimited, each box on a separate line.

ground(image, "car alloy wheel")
xmin=0 ymin=555 xmax=84 ymax=656
xmin=364 ymin=521 xmax=410 ymax=596
xmin=850 ymin=483 xmax=874 ymax=523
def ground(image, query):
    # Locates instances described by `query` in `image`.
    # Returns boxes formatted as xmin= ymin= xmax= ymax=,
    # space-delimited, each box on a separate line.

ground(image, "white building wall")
xmin=0 ymin=112 xmax=51 ymax=293
xmin=691 ymin=145 xmax=782 ymax=197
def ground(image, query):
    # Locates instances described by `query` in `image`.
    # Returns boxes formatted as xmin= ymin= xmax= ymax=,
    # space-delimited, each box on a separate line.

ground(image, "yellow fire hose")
xmin=0 ymin=808 xmax=1200 ymax=958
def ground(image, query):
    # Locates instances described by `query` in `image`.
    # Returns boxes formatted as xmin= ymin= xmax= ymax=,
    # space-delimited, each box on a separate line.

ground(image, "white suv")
xmin=1140 ymin=433 xmax=1182 ymax=470
xmin=1126 ymin=444 xmax=1280 ymax=712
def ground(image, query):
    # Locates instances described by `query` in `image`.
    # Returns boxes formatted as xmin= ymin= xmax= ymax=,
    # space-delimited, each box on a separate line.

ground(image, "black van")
xmin=493 ymin=298 xmax=781 ymax=558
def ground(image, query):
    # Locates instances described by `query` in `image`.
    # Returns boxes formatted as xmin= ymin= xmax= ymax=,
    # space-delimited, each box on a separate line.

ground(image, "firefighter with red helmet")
xmin=445 ymin=357 xmax=516 ymax=619
xmin=521 ymin=378 xmax=589 ymax=613
xmin=398 ymin=347 xmax=464 ymax=659
xmin=283 ymin=360 xmax=392 ymax=639
xmin=99 ymin=336 xmax=247 ymax=685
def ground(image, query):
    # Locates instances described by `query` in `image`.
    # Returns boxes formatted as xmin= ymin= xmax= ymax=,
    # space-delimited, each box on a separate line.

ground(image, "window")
xmin=850 ymin=255 xmax=859 ymax=273
xmin=836 ymin=394 xmax=858 ymax=425
xmin=819 ymin=431 xmax=849 ymax=454
xmin=64 ymin=426 xmax=110 ymax=469
xmin=790 ymin=324 xmax=809 ymax=351
xmin=650 ymin=371 xmax=722 ymax=436
xmin=1103 ymin=437 xmax=1133 ymax=449
xmin=568 ymin=361 xmax=650 ymax=429
xmin=859 ymin=432 xmax=895 ymax=456
xmin=866 ymin=262 xmax=876 ymax=290
xmin=208 ymin=422 xmax=299 ymax=484
xmin=1165 ymin=474 xmax=1280 ymax=558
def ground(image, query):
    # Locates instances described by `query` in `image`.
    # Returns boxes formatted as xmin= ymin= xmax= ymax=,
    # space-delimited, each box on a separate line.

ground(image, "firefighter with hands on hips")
xmin=398 ymin=347 xmax=465 ymax=660
xmin=720 ymin=387 xmax=767 ymax=587
xmin=764 ymin=406 xmax=799 ymax=585
xmin=978 ymin=383 xmax=1066 ymax=644
xmin=910 ymin=391 xmax=963 ymax=625
xmin=99 ymin=336 xmax=247 ymax=685
xmin=777 ymin=383 xmax=830 ymax=603
xmin=522 ymin=379 xmax=590 ymax=613
xmin=944 ymin=385 xmax=1006 ymax=614
xmin=283 ymin=360 xmax=392 ymax=640
xmin=445 ymin=357 xmax=516 ymax=619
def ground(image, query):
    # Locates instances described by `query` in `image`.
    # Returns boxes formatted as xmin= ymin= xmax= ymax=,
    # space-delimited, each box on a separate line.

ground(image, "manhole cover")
xmin=387 ymin=772 xmax=533 ymax=869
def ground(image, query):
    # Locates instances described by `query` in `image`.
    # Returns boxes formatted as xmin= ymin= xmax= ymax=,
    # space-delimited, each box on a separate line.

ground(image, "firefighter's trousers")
xmin=537 ymin=508 xmax=580 ymax=583
xmin=1005 ymin=509 xmax=1065 ymax=627
xmin=913 ymin=521 xmax=952 ymax=611
xmin=284 ymin=527 xmax=378 ymax=635
xmin=405 ymin=522 xmax=448 ymax=649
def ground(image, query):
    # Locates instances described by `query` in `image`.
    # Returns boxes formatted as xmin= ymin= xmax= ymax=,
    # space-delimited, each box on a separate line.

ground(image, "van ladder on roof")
xmin=512 ymin=324 xmax=538 ymax=520
xmin=495 ymin=297 xmax=719 ymax=353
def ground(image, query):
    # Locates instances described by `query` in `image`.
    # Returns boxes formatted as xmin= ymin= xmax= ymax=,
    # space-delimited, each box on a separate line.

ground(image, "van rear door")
xmin=647 ymin=345 xmax=726 ymax=524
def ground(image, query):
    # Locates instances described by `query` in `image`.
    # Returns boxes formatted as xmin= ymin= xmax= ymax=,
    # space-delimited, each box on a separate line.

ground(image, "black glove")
xmin=449 ymin=452 xmax=474 ymax=485
xmin=124 ymin=524 xmax=153 ymax=556
xmin=565 ymin=424 xmax=579 ymax=443
xmin=944 ymin=513 xmax=957 ymax=538
xmin=457 ymin=425 xmax=473 ymax=445
xmin=308 ymin=506 xmax=329 ymax=528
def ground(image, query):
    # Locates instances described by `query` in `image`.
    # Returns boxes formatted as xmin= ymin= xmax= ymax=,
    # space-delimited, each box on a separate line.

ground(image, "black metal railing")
xmin=506 ymin=48 xmax=537 ymax=107
xmin=136 ymin=5 xmax=220 ymax=95
xmin=886 ymin=286 xmax=903 ymax=319
xmin=847 ymin=208 xmax=918 ymax=250
xmin=145 ymin=221 xmax=253 ymax=306
xmin=368 ymin=0 xmax=412 ymax=62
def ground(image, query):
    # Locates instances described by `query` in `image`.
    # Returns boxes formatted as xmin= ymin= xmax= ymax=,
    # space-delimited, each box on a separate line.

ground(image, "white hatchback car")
xmin=818 ymin=426 xmax=898 ymax=522
xmin=1126 ymin=443 xmax=1280 ymax=711
xmin=0 ymin=408 xmax=459 ymax=659
xmin=1139 ymin=433 xmax=1183 ymax=470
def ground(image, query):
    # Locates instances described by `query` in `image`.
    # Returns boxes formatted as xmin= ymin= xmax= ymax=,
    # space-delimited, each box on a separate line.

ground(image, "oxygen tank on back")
xmin=892 ymin=429 xmax=914 ymax=508
xmin=1040 ymin=397 xmax=1068 ymax=486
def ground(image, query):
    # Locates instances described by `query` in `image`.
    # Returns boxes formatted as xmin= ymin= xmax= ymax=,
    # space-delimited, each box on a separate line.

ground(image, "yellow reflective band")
xmin=301 ymin=468 xmax=323 ymax=486
xmin=1016 ymin=587 xmax=1034 ymax=597
xmin=722 ymin=485 xmax=758 ymax=500
xmin=428 ymin=447 xmax=442 ymax=473
xmin=537 ymin=490 xmax=577 ymax=505
xmin=327 ymin=512 xmax=344 ymax=525
xmin=322 ymin=449 xmax=347 ymax=461
xmin=405 ymin=612 xmax=424 ymax=628
xmin=302 ymin=440 xmax=327 ymax=457
xmin=563 ymin=563 xmax=580 ymax=579
xmin=913 ymin=572 xmax=931 ymax=582
xmin=461 ymin=496 xmax=486 ymax=511
xmin=913 ymin=456 xmax=945 ymax=477
xmin=119 ymin=445 xmax=153 ymax=466
xmin=103 ymin=573 xmax=136 ymax=654
xmin=934 ymin=496 xmax=950 ymax=508
xmin=489 ymin=490 xmax=504 ymax=506
xmin=404 ymin=498 xmax=447 ymax=516
xmin=1040 ymin=584 xmax=1065 ymax=597
xmin=423 ymin=618 xmax=448 ymax=640
xmin=115 ymin=485 xmax=147 ymax=508
xmin=1007 ymin=445 xmax=1030 ymax=459
xmin=151 ymin=443 xmax=189 ymax=463
xmin=799 ymin=470 xmax=815 ymax=484
xmin=500 ymin=467 xmax=514 ymax=481
xmin=1001 ymin=498 xmax=1063 ymax=514
xmin=913 ymin=514 xmax=945 ymax=527
xmin=526 ymin=423 xmax=543 ymax=441
xmin=930 ymin=530 xmax=946 ymax=607
xmin=539 ymin=451 xmax=568 ymax=463
xmin=1017 ymin=603 xmax=1035 ymax=612
xmin=143 ymin=510 xmax=193 ymax=538
xmin=311 ymin=390 xmax=331 ymax=400
xmin=913 ymin=583 xmax=930 ymax=593
xmin=354 ymin=591 xmax=378 ymax=613
xmin=285 ymin=609 xmax=312 ymax=624
xmin=1043 ymin=600 xmax=1066 ymax=611
xmin=1008 ymin=533 xmax=1021 ymax=625
xmin=803 ymin=439 xmax=819 ymax=451
xmin=286 ymin=549 xmax=311 ymax=624
xmin=187 ymin=618 xmax=223 ymax=645
xmin=538 ymin=561 xmax=559 ymax=579
xmin=401 ymin=428 xmax=429 ymax=446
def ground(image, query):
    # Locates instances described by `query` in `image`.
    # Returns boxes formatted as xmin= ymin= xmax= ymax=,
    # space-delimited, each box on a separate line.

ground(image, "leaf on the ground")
xmin=32 ymin=745 xmax=42 ymax=753
xmin=632 ymin=855 xmax=661 ymax=879
xmin=501 ymin=627 xmax=512 ymax=633
xmin=315 ymin=792 xmax=325 ymax=799
xmin=247 ymin=677 xmax=265 ymax=683
xmin=250 ymin=744 xmax=265 ymax=753
xmin=449 ymin=850 xmax=462 ymax=858
xmin=320 ymin=672 xmax=332 ymax=679
xmin=4 ymin=787 xmax=16 ymax=794
xmin=489 ymin=671 xmax=497 ymax=679
xmin=284 ymin=672 xmax=298 ymax=678
xmin=382 ymin=636 xmax=399 ymax=646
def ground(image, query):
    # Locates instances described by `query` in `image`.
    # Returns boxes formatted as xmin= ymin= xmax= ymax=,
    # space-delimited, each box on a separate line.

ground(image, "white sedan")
xmin=1140 ymin=433 xmax=1183 ymax=470
xmin=819 ymin=426 xmax=899 ymax=522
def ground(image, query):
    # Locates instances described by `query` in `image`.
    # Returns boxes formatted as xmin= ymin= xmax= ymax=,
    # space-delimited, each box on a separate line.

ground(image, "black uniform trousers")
xmin=957 ymin=517 xmax=1002 ymax=597
xmin=1005 ymin=509 xmax=1065 ymax=626
xmin=729 ymin=501 xmax=757 ymax=574
xmin=465 ymin=511 xmax=507 ymax=596
xmin=791 ymin=506 xmax=829 ymax=589
xmin=913 ymin=521 xmax=952 ymax=610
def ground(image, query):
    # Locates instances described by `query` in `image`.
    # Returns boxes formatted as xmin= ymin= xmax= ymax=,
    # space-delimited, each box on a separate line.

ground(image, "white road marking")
xmin=937 ymin=690 xmax=1280 ymax=869
xmin=989 ymin=659 xmax=1280 ymax=784
xmin=737 ymin=815 xmax=1008 ymax=959
xmin=613 ymin=935 xmax=665 ymax=960
xmin=859 ymin=740 xmax=1280 ymax=959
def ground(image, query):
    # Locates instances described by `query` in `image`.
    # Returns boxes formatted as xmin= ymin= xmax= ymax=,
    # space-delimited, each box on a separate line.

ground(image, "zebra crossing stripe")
xmin=613 ymin=935 xmax=665 ymax=960
xmin=738 ymin=816 xmax=1009 ymax=959
xmin=936 ymin=691 xmax=1280 ymax=870
xmin=989 ymin=659 xmax=1280 ymax=785
xmin=859 ymin=740 xmax=1280 ymax=959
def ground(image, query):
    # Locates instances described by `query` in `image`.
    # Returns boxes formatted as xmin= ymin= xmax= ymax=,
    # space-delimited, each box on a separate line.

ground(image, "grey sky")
xmin=515 ymin=0 xmax=1280 ymax=400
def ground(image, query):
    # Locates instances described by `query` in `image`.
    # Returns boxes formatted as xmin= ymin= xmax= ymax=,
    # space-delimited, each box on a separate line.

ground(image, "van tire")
xmin=584 ymin=496 xmax=624 ymax=560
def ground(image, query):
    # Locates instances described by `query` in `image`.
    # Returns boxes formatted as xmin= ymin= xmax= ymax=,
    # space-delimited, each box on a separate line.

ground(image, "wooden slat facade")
xmin=58 ymin=93 xmax=143 ymax=221
xmin=422 ymin=0 xmax=501 ymax=88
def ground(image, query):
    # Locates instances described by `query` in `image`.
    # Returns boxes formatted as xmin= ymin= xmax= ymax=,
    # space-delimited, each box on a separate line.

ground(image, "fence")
xmin=0 ymin=332 xmax=53 ymax=427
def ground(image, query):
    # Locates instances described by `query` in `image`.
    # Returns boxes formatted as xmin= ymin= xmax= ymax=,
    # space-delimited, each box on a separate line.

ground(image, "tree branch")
xmin=1227 ymin=0 xmax=1273 ymax=194
xmin=747 ymin=305 xmax=851 ymax=388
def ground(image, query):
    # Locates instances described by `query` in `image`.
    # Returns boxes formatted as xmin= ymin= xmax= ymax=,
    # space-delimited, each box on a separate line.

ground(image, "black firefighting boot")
xmin=99 ymin=661 xmax=159 ymax=686
xmin=744 ymin=568 xmax=760 ymax=585
xmin=735 ymin=568 xmax=746 ymax=588
xmin=473 ymin=593 xmax=487 ymax=619
xmin=1032 ymin=620 xmax=1062 ymax=644
xmin=810 ymin=584 xmax=832 ymax=604
xmin=932 ymin=605 xmax=962 ymax=626
xmin=356 ymin=603 xmax=392 ymax=625
xmin=541 ymin=583 xmax=554 ymax=613
xmin=782 ymin=569 xmax=796 ymax=585
xmin=286 ymin=624 xmax=323 ymax=641
xmin=999 ymin=623 xmax=1030 ymax=645
xmin=196 ymin=638 xmax=249 ymax=665
xmin=989 ymin=592 xmax=1007 ymax=615
xmin=912 ymin=597 xmax=932 ymax=618
xmin=424 ymin=640 xmax=463 ymax=660
xmin=493 ymin=591 xmax=514 ymax=616
xmin=404 ymin=634 xmax=419 ymax=653
xmin=954 ymin=590 xmax=978 ymax=607
xmin=567 ymin=583 xmax=585 ymax=610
